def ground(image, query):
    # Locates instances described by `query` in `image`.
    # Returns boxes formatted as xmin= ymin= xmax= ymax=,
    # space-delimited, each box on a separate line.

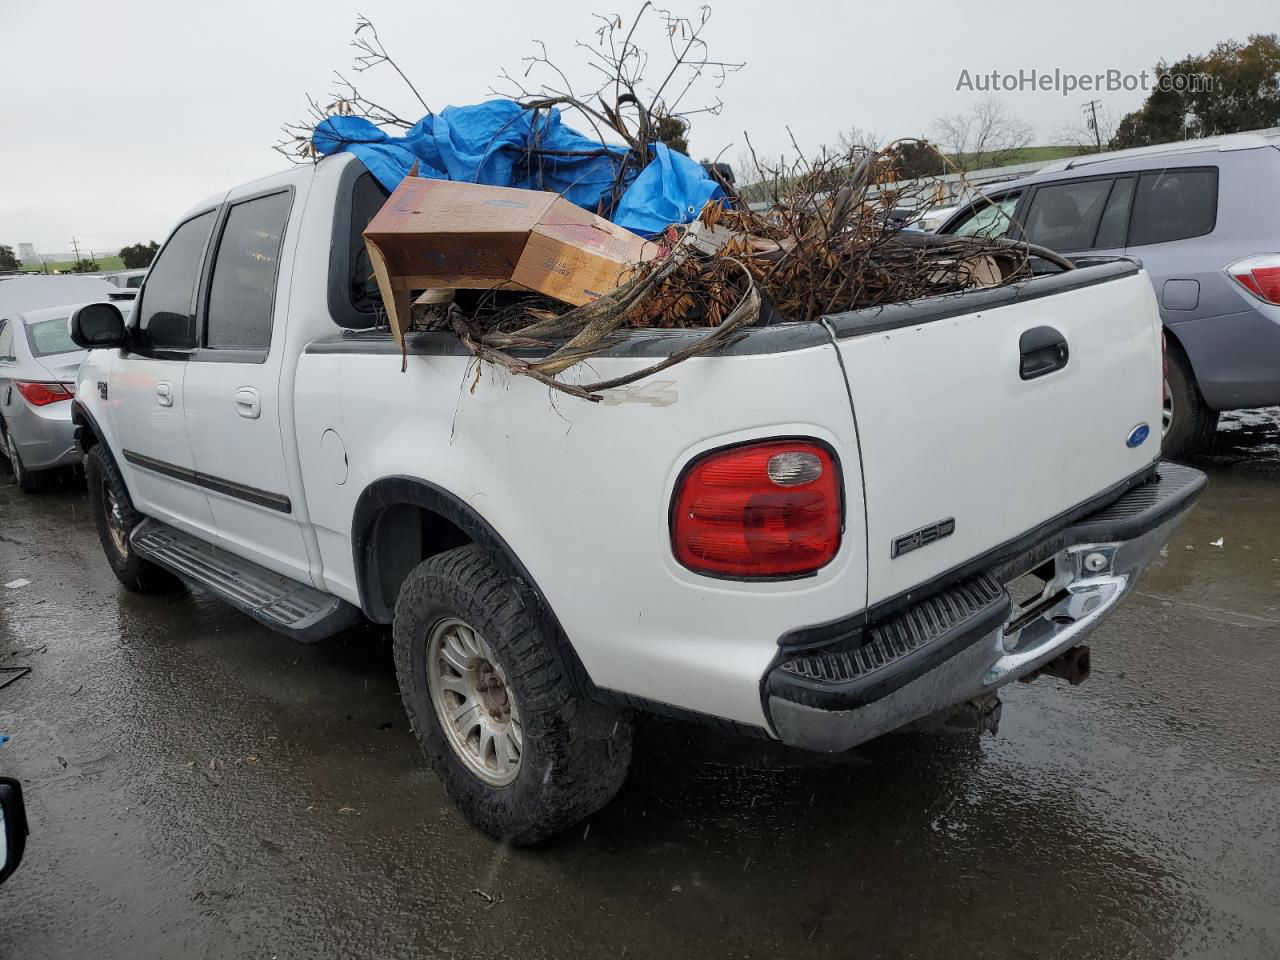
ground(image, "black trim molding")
xmin=777 ymin=461 xmax=1158 ymax=649
xmin=122 ymin=450 xmax=292 ymax=513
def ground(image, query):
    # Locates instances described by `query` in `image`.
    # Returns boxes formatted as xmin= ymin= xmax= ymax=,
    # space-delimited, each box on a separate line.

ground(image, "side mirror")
xmin=0 ymin=777 xmax=28 ymax=885
xmin=70 ymin=302 xmax=127 ymax=349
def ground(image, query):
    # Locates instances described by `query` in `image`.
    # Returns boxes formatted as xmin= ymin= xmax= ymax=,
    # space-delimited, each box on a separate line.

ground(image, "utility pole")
xmin=70 ymin=236 xmax=83 ymax=266
xmin=1082 ymin=100 xmax=1103 ymax=151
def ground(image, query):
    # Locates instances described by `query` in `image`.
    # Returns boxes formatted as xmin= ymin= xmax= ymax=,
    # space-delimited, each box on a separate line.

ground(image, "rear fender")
xmin=351 ymin=476 xmax=595 ymax=697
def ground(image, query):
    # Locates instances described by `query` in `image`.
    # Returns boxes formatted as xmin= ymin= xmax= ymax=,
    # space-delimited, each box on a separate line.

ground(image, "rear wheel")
xmin=393 ymin=545 xmax=632 ymax=845
xmin=1162 ymin=343 xmax=1218 ymax=461
xmin=84 ymin=444 xmax=179 ymax=593
xmin=2 ymin=423 xmax=42 ymax=493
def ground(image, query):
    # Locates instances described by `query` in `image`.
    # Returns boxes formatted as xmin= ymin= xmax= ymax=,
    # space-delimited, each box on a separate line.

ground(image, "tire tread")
xmin=392 ymin=545 xmax=632 ymax=845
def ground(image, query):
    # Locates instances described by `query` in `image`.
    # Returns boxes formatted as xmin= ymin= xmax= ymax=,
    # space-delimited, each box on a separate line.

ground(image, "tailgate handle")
xmin=1019 ymin=326 xmax=1069 ymax=380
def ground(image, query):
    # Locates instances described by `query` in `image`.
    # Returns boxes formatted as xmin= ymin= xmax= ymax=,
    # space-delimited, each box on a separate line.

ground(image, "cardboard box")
xmin=363 ymin=178 xmax=658 ymax=349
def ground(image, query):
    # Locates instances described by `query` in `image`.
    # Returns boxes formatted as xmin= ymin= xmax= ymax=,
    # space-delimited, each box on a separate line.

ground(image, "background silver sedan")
xmin=0 ymin=276 xmax=124 ymax=492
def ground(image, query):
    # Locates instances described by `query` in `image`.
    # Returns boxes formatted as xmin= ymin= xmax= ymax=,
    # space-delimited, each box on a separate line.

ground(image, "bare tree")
xmin=932 ymin=97 xmax=1034 ymax=171
xmin=1053 ymin=102 xmax=1117 ymax=154
xmin=836 ymin=125 xmax=881 ymax=153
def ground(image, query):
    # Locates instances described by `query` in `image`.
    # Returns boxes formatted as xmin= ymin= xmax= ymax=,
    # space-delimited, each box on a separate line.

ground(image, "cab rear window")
xmin=348 ymin=173 xmax=390 ymax=314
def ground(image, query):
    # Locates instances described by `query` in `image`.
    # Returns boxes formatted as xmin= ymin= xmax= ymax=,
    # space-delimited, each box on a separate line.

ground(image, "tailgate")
xmin=829 ymin=263 xmax=1164 ymax=606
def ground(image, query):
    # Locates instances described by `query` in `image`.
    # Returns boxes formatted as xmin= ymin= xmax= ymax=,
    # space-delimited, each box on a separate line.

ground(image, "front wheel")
xmin=393 ymin=545 xmax=632 ymax=844
xmin=84 ymin=444 xmax=179 ymax=593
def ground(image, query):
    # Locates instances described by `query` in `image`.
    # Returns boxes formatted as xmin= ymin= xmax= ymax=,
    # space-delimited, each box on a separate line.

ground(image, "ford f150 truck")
xmin=67 ymin=153 xmax=1206 ymax=843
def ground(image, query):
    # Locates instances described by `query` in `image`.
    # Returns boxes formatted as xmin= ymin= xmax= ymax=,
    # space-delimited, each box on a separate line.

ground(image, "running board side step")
xmin=130 ymin=520 xmax=361 ymax=642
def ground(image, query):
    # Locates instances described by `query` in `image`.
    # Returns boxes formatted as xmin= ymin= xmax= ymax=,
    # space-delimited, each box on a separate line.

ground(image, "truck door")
xmin=110 ymin=209 xmax=218 ymax=539
xmin=181 ymin=187 xmax=313 ymax=582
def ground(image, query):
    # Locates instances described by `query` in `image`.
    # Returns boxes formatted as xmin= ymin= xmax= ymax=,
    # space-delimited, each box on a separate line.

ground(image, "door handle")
xmin=234 ymin=387 xmax=261 ymax=419
xmin=1019 ymin=326 xmax=1069 ymax=380
xmin=156 ymin=382 xmax=173 ymax=407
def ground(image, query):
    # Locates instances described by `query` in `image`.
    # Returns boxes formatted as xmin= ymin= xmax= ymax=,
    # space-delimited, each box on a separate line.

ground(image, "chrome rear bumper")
xmin=765 ymin=462 xmax=1206 ymax=752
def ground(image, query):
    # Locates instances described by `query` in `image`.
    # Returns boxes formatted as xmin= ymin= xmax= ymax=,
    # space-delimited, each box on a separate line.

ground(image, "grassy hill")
xmin=17 ymin=255 xmax=127 ymax=274
xmin=985 ymin=146 xmax=1087 ymax=165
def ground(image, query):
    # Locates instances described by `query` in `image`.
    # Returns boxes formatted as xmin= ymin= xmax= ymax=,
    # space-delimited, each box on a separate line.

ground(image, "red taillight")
xmin=671 ymin=440 xmax=842 ymax=577
xmin=1226 ymin=255 xmax=1280 ymax=305
xmin=14 ymin=381 xmax=73 ymax=406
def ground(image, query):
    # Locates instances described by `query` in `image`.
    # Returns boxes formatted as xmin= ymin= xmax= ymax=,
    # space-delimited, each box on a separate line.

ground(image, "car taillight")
xmin=14 ymin=381 xmax=73 ymax=406
xmin=1226 ymin=255 xmax=1280 ymax=305
xmin=671 ymin=440 xmax=842 ymax=577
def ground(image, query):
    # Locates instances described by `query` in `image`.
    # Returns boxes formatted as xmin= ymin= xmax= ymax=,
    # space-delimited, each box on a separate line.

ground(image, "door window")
xmin=1129 ymin=168 xmax=1218 ymax=246
xmin=948 ymin=193 xmax=1020 ymax=238
xmin=1093 ymin=178 xmax=1135 ymax=249
xmin=135 ymin=211 xmax=216 ymax=351
xmin=204 ymin=191 xmax=292 ymax=351
xmin=1022 ymin=179 xmax=1112 ymax=252
xmin=0 ymin=321 xmax=13 ymax=361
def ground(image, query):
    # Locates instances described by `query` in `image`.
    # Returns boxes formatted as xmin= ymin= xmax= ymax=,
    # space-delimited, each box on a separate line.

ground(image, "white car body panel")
xmin=294 ymin=345 xmax=868 ymax=726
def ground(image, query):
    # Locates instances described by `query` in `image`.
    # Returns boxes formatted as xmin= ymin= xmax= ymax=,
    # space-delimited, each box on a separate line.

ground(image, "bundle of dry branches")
xmin=448 ymin=140 xmax=1072 ymax=400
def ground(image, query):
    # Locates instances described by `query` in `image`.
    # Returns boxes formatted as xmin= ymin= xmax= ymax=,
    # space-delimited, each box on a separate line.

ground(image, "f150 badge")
xmin=892 ymin=517 xmax=956 ymax=558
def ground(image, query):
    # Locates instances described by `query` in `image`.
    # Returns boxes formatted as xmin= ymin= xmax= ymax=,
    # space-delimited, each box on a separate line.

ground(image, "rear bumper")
xmin=765 ymin=462 xmax=1206 ymax=752
xmin=7 ymin=401 xmax=78 ymax=471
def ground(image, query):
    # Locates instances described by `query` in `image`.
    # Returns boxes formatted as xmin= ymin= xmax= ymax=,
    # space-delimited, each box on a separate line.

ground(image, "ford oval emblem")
xmin=1126 ymin=423 xmax=1151 ymax=448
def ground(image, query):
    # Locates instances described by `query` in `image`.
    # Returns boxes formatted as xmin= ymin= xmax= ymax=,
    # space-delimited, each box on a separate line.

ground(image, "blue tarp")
xmin=312 ymin=100 xmax=722 ymax=236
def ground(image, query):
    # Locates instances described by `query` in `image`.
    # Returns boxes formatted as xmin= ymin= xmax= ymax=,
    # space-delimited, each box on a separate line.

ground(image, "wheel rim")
xmin=1162 ymin=380 xmax=1174 ymax=438
xmin=102 ymin=479 xmax=130 ymax=558
xmin=425 ymin=617 xmax=522 ymax=786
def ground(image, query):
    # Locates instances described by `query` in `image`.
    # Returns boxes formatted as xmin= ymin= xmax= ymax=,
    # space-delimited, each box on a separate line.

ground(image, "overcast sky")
xmin=1 ymin=0 xmax=1272 ymax=255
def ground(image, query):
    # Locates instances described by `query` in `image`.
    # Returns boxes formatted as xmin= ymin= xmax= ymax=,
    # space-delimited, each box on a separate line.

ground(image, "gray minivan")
xmin=938 ymin=134 xmax=1280 ymax=459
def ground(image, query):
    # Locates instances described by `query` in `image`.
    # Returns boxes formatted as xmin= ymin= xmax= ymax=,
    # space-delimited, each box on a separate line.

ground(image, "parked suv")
xmin=939 ymin=134 xmax=1280 ymax=459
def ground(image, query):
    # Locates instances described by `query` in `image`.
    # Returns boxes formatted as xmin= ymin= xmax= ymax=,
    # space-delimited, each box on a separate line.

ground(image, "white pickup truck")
xmin=68 ymin=153 xmax=1205 ymax=843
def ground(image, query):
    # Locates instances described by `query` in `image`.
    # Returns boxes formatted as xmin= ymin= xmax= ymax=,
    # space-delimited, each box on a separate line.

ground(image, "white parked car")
xmin=100 ymin=268 xmax=148 ymax=290
xmin=67 ymin=154 xmax=1205 ymax=843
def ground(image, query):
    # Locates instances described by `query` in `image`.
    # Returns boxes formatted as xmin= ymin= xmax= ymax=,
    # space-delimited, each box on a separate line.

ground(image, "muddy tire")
xmin=393 ymin=545 xmax=632 ymax=845
xmin=2 ymin=421 xmax=43 ymax=493
xmin=84 ymin=444 xmax=179 ymax=593
xmin=1162 ymin=342 xmax=1218 ymax=461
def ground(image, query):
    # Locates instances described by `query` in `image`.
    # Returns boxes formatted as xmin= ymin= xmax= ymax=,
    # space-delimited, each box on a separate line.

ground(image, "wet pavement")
xmin=1 ymin=412 xmax=1278 ymax=960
